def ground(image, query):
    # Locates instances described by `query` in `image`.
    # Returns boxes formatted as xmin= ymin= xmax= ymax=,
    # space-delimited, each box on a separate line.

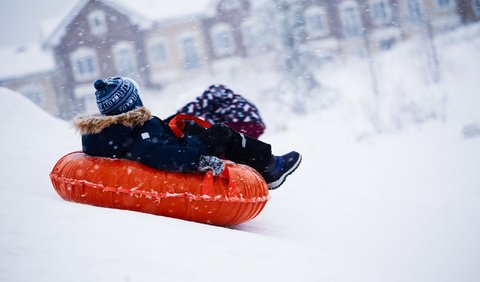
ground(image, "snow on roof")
xmin=0 ymin=44 xmax=54 ymax=80
xmin=115 ymin=0 xmax=216 ymax=21
xmin=42 ymin=0 xmax=215 ymax=47
xmin=40 ymin=15 xmax=69 ymax=45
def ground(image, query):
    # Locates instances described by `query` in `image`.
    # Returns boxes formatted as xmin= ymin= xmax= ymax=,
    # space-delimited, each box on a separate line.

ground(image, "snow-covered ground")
xmin=1 ymin=25 xmax=480 ymax=282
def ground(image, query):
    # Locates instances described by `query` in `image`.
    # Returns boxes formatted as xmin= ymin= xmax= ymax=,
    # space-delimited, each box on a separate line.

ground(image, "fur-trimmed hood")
xmin=73 ymin=107 xmax=152 ymax=135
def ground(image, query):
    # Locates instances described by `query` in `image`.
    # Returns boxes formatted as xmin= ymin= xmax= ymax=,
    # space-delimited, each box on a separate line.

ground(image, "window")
xmin=211 ymin=23 xmax=236 ymax=56
xmin=436 ymin=0 xmax=452 ymax=9
xmin=340 ymin=1 xmax=363 ymax=37
xmin=406 ymin=0 xmax=424 ymax=23
xmin=305 ymin=6 xmax=330 ymax=38
xmin=241 ymin=20 xmax=255 ymax=49
xmin=181 ymin=37 xmax=200 ymax=69
xmin=20 ymin=85 xmax=44 ymax=107
xmin=369 ymin=0 xmax=392 ymax=25
xmin=473 ymin=0 xmax=480 ymax=17
xmin=148 ymin=38 xmax=168 ymax=66
xmin=88 ymin=10 xmax=107 ymax=36
xmin=70 ymin=47 xmax=100 ymax=82
xmin=113 ymin=42 xmax=138 ymax=77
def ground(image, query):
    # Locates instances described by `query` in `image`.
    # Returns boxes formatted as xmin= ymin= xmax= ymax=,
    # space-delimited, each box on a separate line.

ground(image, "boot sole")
xmin=267 ymin=154 xmax=302 ymax=190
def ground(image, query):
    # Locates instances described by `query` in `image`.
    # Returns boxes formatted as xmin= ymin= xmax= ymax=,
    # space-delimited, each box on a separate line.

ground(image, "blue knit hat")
xmin=94 ymin=77 xmax=143 ymax=116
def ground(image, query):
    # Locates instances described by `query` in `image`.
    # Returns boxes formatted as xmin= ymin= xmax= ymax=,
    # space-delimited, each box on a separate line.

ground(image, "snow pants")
xmin=199 ymin=123 xmax=272 ymax=174
xmin=170 ymin=115 xmax=272 ymax=174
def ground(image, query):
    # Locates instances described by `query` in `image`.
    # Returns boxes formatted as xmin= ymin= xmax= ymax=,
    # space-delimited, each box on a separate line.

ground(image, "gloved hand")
xmin=198 ymin=155 xmax=225 ymax=176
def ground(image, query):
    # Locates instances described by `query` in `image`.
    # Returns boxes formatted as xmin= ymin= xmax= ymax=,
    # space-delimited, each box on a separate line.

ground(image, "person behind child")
xmin=74 ymin=77 xmax=301 ymax=189
xmin=177 ymin=84 xmax=265 ymax=139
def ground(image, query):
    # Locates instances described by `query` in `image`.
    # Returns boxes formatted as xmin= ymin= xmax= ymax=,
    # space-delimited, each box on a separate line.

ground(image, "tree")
xmin=271 ymin=0 xmax=321 ymax=114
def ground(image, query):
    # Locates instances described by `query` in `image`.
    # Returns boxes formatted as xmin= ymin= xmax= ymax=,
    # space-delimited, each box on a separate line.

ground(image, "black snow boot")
xmin=262 ymin=151 xmax=302 ymax=190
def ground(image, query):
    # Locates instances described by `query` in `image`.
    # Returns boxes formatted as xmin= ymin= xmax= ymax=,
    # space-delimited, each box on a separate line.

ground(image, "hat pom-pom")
xmin=94 ymin=79 xmax=107 ymax=90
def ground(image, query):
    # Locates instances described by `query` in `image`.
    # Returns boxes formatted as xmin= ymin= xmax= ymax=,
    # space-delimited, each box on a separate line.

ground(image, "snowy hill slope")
xmin=0 ymin=88 xmax=319 ymax=281
xmin=1 ymin=25 xmax=480 ymax=282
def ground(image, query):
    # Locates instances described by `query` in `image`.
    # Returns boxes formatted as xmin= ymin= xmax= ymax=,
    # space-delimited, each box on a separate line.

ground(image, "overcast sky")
xmin=0 ymin=0 xmax=76 ymax=47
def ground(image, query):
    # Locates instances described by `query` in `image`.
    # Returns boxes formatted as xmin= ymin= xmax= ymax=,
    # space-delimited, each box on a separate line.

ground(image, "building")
xmin=144 ymin=16 xmax=210 ymax=87
xmin=203 ymin=0 xmax=251 ymax=60
xmin=457 ymin=0 xmax=480 ymax=22
xmin=42 ymin=0 xmax=153 ymax=118
xmin=39 ymin=0 xmax=258 ymax=118
xmin=297 ymin=0 xmax=461 ymax=56
xmin=4 ymin=0 xmax=477 ymax=119
xmin=0 ymin=44 xmax=58 ymax=115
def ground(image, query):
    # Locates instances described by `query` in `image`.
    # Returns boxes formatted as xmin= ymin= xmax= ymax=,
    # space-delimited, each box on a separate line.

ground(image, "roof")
xmin=116 ymin=0 xmax=216 ymax=21
xmin=0 ymin=44 xmax=54 ymax=80
xmin=42 ymin=0 xmax=215 ymax=48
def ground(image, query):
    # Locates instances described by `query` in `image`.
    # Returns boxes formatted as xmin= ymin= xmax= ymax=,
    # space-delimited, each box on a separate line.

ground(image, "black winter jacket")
xmin=73 ymin=107 xmax=209 ymax=172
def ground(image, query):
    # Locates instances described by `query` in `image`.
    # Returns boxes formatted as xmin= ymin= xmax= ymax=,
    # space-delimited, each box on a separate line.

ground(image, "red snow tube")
xmin=49 ymin=152 xmax=269 ymax=226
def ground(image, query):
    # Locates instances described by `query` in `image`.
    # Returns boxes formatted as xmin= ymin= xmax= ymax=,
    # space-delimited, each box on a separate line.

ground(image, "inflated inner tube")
xmin=50 ymin=152 xmax=270 ymax=226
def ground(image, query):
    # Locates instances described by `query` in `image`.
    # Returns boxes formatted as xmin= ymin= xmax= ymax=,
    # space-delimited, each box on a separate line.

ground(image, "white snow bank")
xmin=0 ymin=87 xmax=318 ymax=282
xmin=0 ymin=87 xmax=79 ymax=192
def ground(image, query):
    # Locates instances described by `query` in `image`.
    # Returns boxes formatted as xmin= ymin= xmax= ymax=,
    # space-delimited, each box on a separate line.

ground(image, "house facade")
xmin=298 ymin=0 xmax=461 ymax=56
xmin=144 ymin=17 xmax=209 ymax=87
xmin=295 ymin=0 xmax=403 ymax=56
xmin=396 ymin=0 xmax=461 ymax=34
xmin=457 ymin=0 xmax=480 ymax=22
xmin=202 ymin=0 xmax=251 ymax=60
xmin=9 ymin=0 xmax=474 ymax=119
xmin=43 ymin=0 xmax=150 ymax=118
xmin=0 ymin=45 xmax=58 ymax=115
xmin=0 ymin=72 xmax=58 ymax=115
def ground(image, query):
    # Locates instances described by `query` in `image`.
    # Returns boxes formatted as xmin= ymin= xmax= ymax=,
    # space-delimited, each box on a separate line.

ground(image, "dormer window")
xmin=88 ymin=10 xmax=107 ymax=36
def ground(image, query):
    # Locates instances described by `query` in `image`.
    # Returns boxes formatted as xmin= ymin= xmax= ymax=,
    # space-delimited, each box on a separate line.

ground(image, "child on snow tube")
xmin=176 ymin=84 xmax=265 ymax=139
xmin=73 ymin=77 xmax=301 ymax=190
